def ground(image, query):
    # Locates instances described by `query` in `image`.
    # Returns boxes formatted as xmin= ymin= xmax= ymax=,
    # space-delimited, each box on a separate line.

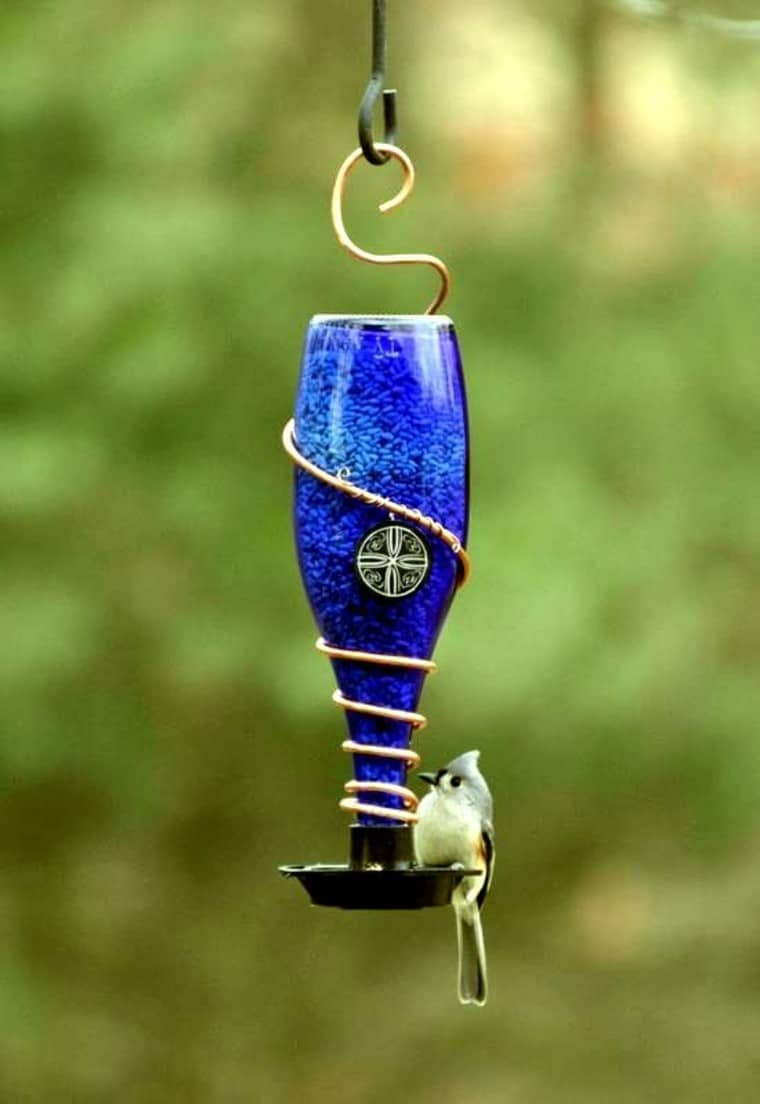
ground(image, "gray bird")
xmin=415 ymin=750 xmax=494 ymax=1006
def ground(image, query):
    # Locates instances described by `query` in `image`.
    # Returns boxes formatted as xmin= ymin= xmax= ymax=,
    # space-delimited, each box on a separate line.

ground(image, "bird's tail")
xmin=455 ymin=901 xmax=487 ymax=1006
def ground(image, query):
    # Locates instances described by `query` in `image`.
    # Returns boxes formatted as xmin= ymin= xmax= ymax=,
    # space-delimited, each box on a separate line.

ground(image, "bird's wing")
xmin=477 ymin=822 xmax=495 ymax=911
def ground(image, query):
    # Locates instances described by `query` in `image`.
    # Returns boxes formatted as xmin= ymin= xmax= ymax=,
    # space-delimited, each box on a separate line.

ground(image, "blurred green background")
xmin=3 ymin=1 xmax=760 ymax=1100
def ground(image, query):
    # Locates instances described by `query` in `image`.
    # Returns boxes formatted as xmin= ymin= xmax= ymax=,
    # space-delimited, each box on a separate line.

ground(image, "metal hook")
xmin=331 ymin=144 xmax=451 ymax=315
xmin=358 ymin=0 xmax=398 ymax=165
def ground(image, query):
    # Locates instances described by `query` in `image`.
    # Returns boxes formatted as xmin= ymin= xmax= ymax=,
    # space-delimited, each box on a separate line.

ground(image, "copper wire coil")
xmin=283 ymin=420 xmax=471 ymax=584
xmin=333 ymin=646 xmax=426 ymax=824
xmin=341 ymin=780 xmax=419 ymax=825
xmin=316 ymin=636 xmax=437 ymax=673
xmin=332 ymin=689 xmax=427 ymax=730
xmin=340 ymin=739 xmax=421 ymax=767
xmin=340 ymin=799 xmax=419 ymax=825
xmin=284 ymin=421 xmax=469 ymax=824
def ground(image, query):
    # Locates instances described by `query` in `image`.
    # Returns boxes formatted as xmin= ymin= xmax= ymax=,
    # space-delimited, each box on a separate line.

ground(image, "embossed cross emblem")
xmin=355 ymin=524 xmax=430 ymax=598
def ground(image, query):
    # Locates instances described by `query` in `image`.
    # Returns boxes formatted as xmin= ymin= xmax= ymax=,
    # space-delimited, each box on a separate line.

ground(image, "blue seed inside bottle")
xmin=293 ymin=315 xmax=469 ymax=826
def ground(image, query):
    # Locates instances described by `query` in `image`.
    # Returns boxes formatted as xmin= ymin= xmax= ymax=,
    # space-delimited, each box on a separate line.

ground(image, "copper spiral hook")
xmin=331 ymin=144 xmax=451 ymax=315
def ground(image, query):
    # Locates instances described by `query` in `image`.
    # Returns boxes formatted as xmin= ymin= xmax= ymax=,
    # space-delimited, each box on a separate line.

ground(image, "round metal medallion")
xmin=355 ymin=523 xmax=431 ymax=599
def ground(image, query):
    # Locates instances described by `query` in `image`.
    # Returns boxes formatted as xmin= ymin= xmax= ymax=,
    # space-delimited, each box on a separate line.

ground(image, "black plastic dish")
xmin=279 ymin=864 xmax=480 ymax=910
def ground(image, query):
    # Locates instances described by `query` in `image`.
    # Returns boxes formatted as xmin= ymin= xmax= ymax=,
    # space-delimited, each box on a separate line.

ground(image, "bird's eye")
xmin=450 ymin=776 xmax=462 ymax=788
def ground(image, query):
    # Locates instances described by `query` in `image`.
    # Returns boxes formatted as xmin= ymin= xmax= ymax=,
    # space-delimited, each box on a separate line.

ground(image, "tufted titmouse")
xmin=415 ymin=750 xmax=494 ymax=1006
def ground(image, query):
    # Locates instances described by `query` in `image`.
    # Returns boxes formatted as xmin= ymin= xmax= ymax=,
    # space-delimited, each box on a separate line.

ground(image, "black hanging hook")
xmin=358 ymin=0 xmax=398 ymax=165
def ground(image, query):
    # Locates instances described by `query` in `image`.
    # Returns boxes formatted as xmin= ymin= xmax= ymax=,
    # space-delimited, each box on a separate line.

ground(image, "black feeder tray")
xmin=280 ymin=826 xmax=479 ymax=910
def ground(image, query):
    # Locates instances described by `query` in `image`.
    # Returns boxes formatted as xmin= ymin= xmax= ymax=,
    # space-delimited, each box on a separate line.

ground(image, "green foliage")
xmin=2 ymin=3 xmax=760 ymax=1101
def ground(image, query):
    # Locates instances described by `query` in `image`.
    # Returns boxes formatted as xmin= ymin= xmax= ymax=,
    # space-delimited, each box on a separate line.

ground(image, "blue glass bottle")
xmin=293 ymin=313 xmax=469 ymax=829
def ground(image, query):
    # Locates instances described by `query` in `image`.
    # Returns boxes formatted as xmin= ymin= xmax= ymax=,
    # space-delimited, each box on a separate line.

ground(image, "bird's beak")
xmin=418 ymin=772 xmax=437 ymax=785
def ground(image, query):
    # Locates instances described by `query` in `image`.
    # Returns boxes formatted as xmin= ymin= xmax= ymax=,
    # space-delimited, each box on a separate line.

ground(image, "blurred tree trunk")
xmin=537 ymin=0 xmax=609 ymax=164
xmin=570 ymin=0 xmax=606 ymax=163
